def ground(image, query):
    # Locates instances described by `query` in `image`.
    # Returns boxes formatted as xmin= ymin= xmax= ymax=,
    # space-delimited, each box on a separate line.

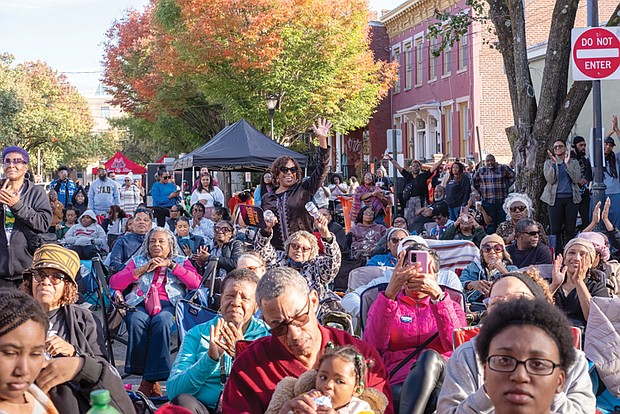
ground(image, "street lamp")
xmin=265 ymin=94 xmax=278 ymax=139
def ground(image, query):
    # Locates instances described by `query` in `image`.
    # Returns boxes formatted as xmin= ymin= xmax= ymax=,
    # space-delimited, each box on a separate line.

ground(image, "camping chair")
xmin=91 ymin=257 xmax=130 ymax=368
xmin=175 ymin=258 xmax=220 ymax=343
xmin=348 ymin=266 xmax=385 ymax=292
xmin=359 ymin=284 xmax=466 ymax=334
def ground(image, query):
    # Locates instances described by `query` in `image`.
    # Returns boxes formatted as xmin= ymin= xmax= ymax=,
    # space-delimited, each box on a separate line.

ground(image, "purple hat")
xmin=1 ymin=146 xmax=29 ymax=164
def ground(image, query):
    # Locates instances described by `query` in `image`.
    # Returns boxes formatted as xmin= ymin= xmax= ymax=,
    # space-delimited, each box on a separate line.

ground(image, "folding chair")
xmin=348 ymin=266 xmax=385 ymax=292
xmin=175 ymin=258 xmax=220 ymax=342
xmin=91 ymin=257 xmax=130 ymax=368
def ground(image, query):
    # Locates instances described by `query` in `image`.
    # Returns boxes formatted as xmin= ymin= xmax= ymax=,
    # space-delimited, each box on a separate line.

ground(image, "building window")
xmin=393 ymin=47 xmax=401 ymax=93
xmin=443 ymin=42 xmax=452 ymax=76
xmin=429 ymin=37 xmax=437 ymax=81
xmin=459 ymin=33 xmax=468 ymax=71
xmin=415 ymin=38 xmax=423 ymax=86
xmin=404 ymin=43 xmax=412 ymax=90
xmin=443 ymin=106 xmax=452 ymax=156
xmin=101 ymin=106 xmax=110 ymax=119
xmin=459 ymin=102 xmax=469 ymax=156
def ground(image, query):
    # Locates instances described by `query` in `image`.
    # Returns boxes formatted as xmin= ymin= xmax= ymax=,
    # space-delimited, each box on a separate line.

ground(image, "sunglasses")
xmin=522 ymin=231 xmax=540 ymax=236
xmin=390 ymin=237 xmax=404 ymax=245
xmin=268 ymin=297 xmax=311 ymax=336
xmin=162 ymin=176 xmax=171 ymax=179
xmin=289 ymin=242 xmax=312 ymax=253
xmin=3 ymin=158 xmax=27 ymax=166
xmin=481 ymin=244 xmax=504 ymax=254
xmin=31 ymin=270 xmax=67 ymax=285
xmin=279 ymin=166 xmax=299 ymax=174
xmin=510 ymin=205 xmax=527 ymax=212
xmin=124 ymin=179 xmax=131 ymax=182
xmin=214 ymin=227 xmax=232 ymax=234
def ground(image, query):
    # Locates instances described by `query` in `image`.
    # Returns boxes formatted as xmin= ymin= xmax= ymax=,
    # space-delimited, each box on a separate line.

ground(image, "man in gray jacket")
xmin=436 ymin=272 xmax=595 ymax=413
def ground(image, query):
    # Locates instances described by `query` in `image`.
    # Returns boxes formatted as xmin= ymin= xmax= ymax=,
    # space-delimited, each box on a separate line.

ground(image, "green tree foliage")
xmin=102 ymin=0 xmax=396 ymax=146
xmin=0 ymin=54 xmax=109 ymax=171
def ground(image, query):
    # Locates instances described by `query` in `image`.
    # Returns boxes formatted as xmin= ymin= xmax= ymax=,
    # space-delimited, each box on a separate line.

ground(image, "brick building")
xmin=379 ymin=0 xmax=513 ymax=164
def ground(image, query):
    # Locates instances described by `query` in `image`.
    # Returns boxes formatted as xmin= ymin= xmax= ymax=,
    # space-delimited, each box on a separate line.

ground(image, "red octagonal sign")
xmin=572 ymin=27 xmax=620 ymax=81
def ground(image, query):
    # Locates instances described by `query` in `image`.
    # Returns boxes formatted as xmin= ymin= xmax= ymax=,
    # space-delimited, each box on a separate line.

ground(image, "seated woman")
xmin=437 ymin=270 xmax=595 ymax=413
xmin=61 ymin=209 xmax=107 ymax=259
xmin=350 ymin=172 xmax=388 ymax=226
xmin=210 ymin=206 xmax=231 ymax=223
xmin=348 ymin=206 xmax=387 ymax=259
xmin=190 ymin=202 xmax=215 ymax=245
xmin=175 ymin=216 xmax=208 ymax=270
xmin=460 ymin=234 xmax=518 ymax=312
xmin=236 ymin=251 xmax=267 ymax=278
xmin=21 ymin=244 xmax=135 ymax=413
xmin=167 ymin=269 xmax=270 ymax=413
xmin=550 ymin=237 xmax=610 ymax=327
xmin=0 ymin=289 xmax=59 ymax=413
xmin=101 ymin=205 xmax=128 ymax=235
xmin=205 ymin=220 xmax=245 ymax=278
xmin=54 ymin=206 xmax=78 ymax=240
xmin=254 ymin=211 xmax=340 ymax=302
xmin=495 ymin=193 xmax=549 ymax=246
xmin=439 ymin=209 xmax=487 ymax=247
xmin=110 ymin=227 xmax=202 ymax=397
xmin=363 ymin=243 xmax=467 ymax=413
xmin=477 ymin=298 xmax=576 ymax=414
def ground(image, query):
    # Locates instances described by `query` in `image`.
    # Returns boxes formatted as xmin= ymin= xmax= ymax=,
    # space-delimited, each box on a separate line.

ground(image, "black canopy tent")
xmin=173 ymin=119 xmax=308 ymax=172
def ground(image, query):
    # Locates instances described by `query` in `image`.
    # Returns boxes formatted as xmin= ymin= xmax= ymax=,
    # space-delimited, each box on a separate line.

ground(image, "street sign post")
xmin=571 ymin=27 xmax=620 ymax=80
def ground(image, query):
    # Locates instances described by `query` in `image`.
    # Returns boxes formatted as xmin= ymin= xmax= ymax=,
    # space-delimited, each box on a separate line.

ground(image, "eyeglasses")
xmin=390 ymin=237 xmax=405 ymax=245
xmin=553 ymin=144 xmax=565 ymax=149
xmin=483 ymin=292 xmax=534 ymax=308
xmin=244 ymin=265 xmax=263 ymax=272
xmin=31 ymin=270 xmax=67 ymax=285
xmin=510 ymin=205 xmax=527 ymax=212
xmin=481 ymin=244 xmax=504 ymax=254
xmin=289 ymin=242 xmax=311 ymax=253
xmin=279 ymin=166 xmax=299 ymax=174
xmin=522 ymin=231 xmax=540 ymax=236
xmin=487 ymin=355 xmax=560 ymax=376
xmin=2 ymin=158 xmax=27 ymax=166
xmin=214 ymin=227 xmax=232 ymax=234
xmin=268 ymin=297 xmax=311 ymax=336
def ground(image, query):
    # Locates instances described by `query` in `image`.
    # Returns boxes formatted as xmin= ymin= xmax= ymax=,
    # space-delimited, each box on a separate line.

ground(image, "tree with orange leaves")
xmin=102 ymin=0 xmax=396 ymax=145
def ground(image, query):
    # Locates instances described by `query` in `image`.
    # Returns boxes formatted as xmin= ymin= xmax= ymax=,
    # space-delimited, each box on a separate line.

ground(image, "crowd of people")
xmin=2 ymin=115 xmax=620 ymax=414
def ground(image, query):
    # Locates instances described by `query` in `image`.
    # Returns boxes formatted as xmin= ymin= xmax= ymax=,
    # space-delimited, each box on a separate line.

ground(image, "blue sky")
xmin=0 ymin=0 xmax=402 ymax=95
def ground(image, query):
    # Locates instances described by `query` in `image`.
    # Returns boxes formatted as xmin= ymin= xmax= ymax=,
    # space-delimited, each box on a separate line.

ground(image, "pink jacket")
xmin=363 ymin=290 xmax=466 ymax=385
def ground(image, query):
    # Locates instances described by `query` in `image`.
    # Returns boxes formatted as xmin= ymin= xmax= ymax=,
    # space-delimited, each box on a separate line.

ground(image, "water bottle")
xmin=87 ymin=390 xmax=120 ymax=414
xmin=304 ymin=201 xmax=321 ymax=219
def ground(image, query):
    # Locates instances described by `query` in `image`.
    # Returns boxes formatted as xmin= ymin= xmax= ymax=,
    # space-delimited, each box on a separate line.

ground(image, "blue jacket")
xmin=152 ymin=182 xmax=178 ymax=207
xmin=50 ymin=179 xmax=78 ymax=207
xmin=109 ymin=232 xmax=145 ymax=273
xmin=459 ymin=260 xmax=518 ymax=304
xmin=367 ymin=252 xmax=397 ymax=267
xmin=167 ymin=316 xmax=270 ymax=408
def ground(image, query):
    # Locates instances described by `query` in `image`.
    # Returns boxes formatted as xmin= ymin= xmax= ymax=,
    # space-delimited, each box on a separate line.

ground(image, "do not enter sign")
xmin=572 ymin=27 xmax=620 ymax=80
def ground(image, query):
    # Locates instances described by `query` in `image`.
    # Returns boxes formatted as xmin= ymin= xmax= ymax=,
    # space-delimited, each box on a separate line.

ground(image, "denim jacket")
xmin=125 ymin=254 xmax=188 ymax=307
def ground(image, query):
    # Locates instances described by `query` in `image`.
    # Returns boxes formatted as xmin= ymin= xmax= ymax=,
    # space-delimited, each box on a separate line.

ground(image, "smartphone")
xmin=407 ymin=250 xmax=430 ymax=273
xmin=460 ymin=206 xmax=469 ymax=215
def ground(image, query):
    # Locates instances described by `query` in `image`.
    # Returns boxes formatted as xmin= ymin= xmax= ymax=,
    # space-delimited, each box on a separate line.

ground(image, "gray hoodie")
xmin=436 ymin=336 xmax=596 ymax=413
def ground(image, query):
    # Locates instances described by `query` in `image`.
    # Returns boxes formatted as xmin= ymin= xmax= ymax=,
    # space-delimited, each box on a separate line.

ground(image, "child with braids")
xmin=0 ymin=288 xmax=58 ymax=413
xmin=309 ymin=345 xmax=375 ymax=413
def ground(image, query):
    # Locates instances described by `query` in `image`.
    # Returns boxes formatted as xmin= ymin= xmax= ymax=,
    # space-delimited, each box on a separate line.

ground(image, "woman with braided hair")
xmin=0 ymin=288 xmax=58 ymax=413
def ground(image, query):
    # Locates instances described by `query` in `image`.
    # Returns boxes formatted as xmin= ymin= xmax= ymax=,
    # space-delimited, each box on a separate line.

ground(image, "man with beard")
xmin=506 ymin=218 xmax=552 ymax=268
xmin=603 ymin=135 xmax=620 ymax=228
xmin=570 ymin=136 xmax=593 ymax=229
xmin=88 ymin=166 xmax=120 ymax=216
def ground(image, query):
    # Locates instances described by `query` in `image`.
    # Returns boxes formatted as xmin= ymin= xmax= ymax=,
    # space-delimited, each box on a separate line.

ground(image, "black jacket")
xmin=210 ymin=238 xmax=245 ymax=274
xmin=261 ymin=147 xmax=329 ymax=250
xmin=47 ymin=304 xmax=136 ymax=413
xmin=0 ymin=179 xmax=52 ymax=281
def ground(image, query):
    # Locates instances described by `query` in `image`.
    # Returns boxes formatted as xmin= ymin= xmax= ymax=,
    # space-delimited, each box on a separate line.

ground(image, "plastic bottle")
xmin=87 ymin=390 xmax=120 ymax=414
